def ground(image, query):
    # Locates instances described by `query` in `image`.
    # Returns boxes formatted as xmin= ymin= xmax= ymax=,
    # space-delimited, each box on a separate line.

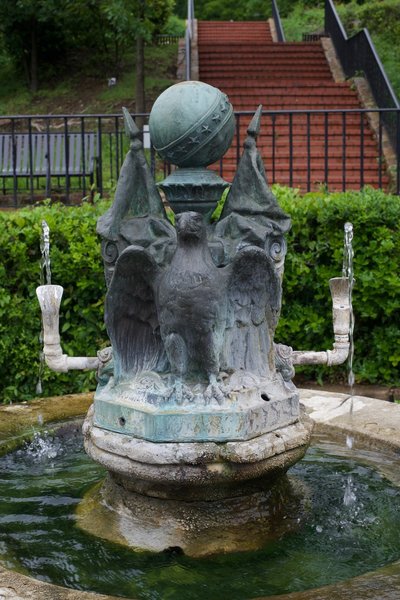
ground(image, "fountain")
xmin=34 ymin=81 xmax=355 ymax=557
xmin=0 ymin=80 xmax=398 ymax=599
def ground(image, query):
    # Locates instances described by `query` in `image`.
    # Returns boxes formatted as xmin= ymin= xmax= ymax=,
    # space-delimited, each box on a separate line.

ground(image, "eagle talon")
xmin=204 ymin=376 xmax=227 ymax=405
xmin=168 ymin=378 xmax=193 ymax=405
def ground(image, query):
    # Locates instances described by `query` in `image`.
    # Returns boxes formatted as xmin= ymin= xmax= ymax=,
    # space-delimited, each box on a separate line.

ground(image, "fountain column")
xmin=76 ymin=82 xmax=314 ymax=555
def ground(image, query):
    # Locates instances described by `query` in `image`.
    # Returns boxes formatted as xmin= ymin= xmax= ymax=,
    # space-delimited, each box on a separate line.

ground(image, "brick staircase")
xmin=198 ymin=21 xmax=387 ymax=191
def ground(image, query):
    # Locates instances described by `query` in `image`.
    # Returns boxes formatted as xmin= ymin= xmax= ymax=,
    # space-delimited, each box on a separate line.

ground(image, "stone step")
xmin=206 ymin=85 xmax=359 ymax=96
xmin=212 ymin=169 xmax=388 ymax=188
xmin=198 ymin=47 xmax=327 ymax=55
xmin=200 ymin=67 xmax=330 ymax=75
xmin=197 ymin=20 xmax=387 ymax=192
xmin=228 ymin=100 xmax=362 ymax=109
xmin=199 ymin=47 xmax=326 ymax=55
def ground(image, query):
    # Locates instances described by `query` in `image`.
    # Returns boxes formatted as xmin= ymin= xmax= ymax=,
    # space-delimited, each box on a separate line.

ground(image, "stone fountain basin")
xmin=0 ymin=390 xmax=399 ymax=600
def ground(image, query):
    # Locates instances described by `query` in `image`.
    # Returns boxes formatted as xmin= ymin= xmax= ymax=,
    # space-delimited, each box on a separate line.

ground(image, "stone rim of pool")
xmin=0 ymin=388 xmax=399 ymax=600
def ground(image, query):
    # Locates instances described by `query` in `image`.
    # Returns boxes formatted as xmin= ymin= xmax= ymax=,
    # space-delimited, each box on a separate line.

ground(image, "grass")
xmin=0 ymin=44 xmax=179 ymax=116
xmin=366 ymin=36 xmax=400 ymax=100
xmin=0 ymin=43 xmax=178 ymax=204
xmin=281 ymin=1 xmax=400 ymax=100
xmin=281 ymin=5 xmax=325 ymax=42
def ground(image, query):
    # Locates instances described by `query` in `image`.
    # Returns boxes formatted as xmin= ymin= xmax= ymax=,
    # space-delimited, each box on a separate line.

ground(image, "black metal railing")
xmin=185 ymin=0 xmax=195 ymax=80
xmin=0 ymin=113 xmax=156 ymax=207
xmin=1 ymin=108 xmax=399 ymax=208
xmin=271 ymin=0 xmax=285 ymax=42
xmin=325 ymin=0 xmax=400 ymax=152
xmin=154 ymin=34 xmax=181 ymax=46
xmin=230 ymin=108 xmax=398 ymax=195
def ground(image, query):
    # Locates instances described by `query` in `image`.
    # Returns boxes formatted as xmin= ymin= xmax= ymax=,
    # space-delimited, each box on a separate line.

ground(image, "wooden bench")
xmin=0 ymin=132 xmax=98 ymax=194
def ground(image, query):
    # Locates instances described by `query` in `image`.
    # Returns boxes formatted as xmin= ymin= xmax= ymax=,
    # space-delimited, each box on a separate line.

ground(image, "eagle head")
xmin=175 ymin=211 xmax=206 ymax=242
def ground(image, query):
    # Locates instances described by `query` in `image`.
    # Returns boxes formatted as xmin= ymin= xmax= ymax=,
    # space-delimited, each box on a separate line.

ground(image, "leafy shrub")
xmin=0 ymin=188 xmax=399 ymax=403
xmin=274 ymin=186 xmax=400 ymax=386
xmin=0 ymin=199 xmax=109 ymax=403
xmin=281 ymin=0 xmax=400 ymax=98
xmin=281 ymin=4 xmax=324 ymax=39
xmin=161 ymin=15 xmax=186 ymax=37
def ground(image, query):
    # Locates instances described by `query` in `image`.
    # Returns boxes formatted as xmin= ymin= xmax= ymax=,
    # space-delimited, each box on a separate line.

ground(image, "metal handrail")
xmin=271 ymin=0 xmax=285 ymax=42
xmin=325 ymin=0 xmax=399 ymax=151
xmin=185 ymin=0 xmax=195 ymax=80
xmin=1 ymin=107 xmax=399 ymax=206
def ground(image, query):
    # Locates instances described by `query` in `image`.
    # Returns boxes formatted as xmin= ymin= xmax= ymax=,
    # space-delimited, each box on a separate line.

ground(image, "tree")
xmin=99 ymin=0 xmax=174 ymax=120
xmin=0 ymin=0 xmax=68 ymax=92
xmin=187 ymin=0 xmax=271 ymax=20
xmin=0 ymin=0 xmax=174 ymax=94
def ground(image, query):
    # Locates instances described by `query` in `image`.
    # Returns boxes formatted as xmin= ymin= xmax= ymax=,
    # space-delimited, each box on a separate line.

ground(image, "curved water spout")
xmin=36 ymin=285 xmax=100 ymax=372
xmin=291 ymin=277 xmax=350 ymax=366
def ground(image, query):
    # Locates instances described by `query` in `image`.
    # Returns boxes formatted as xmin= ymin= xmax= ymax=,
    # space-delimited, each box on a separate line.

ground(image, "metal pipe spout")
xmin=36 ymin=284 xmax=100 ymax=372
xmin=291 ymin=276 xmax=350 ymax=367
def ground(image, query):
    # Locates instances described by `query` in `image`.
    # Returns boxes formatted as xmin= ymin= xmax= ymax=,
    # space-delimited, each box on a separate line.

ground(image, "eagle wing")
xmin=221 ymin=246 xmax=282 ymax=377
xmin=105 ymin=245 xmax=167 ymax=380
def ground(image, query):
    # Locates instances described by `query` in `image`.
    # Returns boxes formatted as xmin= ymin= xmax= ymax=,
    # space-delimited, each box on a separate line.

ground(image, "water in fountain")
xmin=40 ymin=220 xmax=52 ymax=286
xmin=342 ymin=222 xmax=357 ymax=505
xmin=36 ymin=220 xmax=52 ymax=396
xmin=343 ymin=221 xmax=355 ymax=402
xmin=0 ymin=432 xmax=399 ymax=599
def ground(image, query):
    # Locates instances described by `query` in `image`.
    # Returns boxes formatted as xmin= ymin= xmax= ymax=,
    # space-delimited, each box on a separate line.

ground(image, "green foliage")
xmin=338 ymin=0 xmax=400 ymax=37
xmin=0 ymin=0 xmax=69 ymax=89
xmin=336 ymin=0 xmax=400 ymax=99
xmin=0 ymin=188 xmax=399 ymax=403
xmin=0 ymin=199 xmax=110 ymax=403
xmin=278 ymin=0 xmax=323 ymax=18
xmin=273 ymin=185 xmax=400 ymax=386
xmin=281 ymin=4 xmax=325 ymax=41
xmin=161 ymin=14 xmax=186 ymax=36
xmin=281 ymin=0 xmax=400 ymax=98
xmin=0 ymin=0 xmax=175 ymax=90
xmin=192 ymin=0 xmax=271 ymax=21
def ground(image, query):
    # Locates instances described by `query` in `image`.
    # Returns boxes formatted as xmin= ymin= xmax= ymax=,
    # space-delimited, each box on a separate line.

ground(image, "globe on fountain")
xmin=149 ymin=81 xmax=235 ymax=168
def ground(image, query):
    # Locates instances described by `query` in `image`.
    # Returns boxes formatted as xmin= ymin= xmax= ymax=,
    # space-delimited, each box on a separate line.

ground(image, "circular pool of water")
xmin=0 ymin=426 xmax=399 ymax=600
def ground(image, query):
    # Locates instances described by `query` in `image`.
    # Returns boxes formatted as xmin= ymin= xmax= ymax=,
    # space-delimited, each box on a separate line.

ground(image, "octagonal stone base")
xmin=93 ymin=372 xmax=300 ymax=443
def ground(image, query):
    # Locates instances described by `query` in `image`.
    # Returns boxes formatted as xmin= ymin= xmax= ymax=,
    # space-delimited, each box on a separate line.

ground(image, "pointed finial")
xmin=122 ymin=107 xmax=140 ymax=141
xmin=247 ymin=105 xmax=262 ymax=140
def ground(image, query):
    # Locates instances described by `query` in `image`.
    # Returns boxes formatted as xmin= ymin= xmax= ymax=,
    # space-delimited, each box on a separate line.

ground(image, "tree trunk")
xmin=135 ymin=34 xmax=145 ymax=134
xmin=30 ymin=18 xmax=38 ymax=93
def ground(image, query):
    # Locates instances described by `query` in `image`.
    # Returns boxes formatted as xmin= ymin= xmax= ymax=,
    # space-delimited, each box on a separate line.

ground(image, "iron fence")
xmin=0 ymin=113 xmax=156 ymax=207
xmin=154 ymin=35 xmax=181 ymax=46
xmin=0 ymin=108 xmax=399 ymax=208
xmin=185 ymin=0 xmax=195 ymax=80
xmin=271 ymin=0 xmax=285 ymax=42
xmin=325 ymin=0 xmax=400 ymax=153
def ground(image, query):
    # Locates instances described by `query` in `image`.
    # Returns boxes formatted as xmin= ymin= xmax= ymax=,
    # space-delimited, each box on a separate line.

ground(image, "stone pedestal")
xmin=84 ymin=405 xmax=312 ymax=499
xmin=78 ymin=405 xmax=313 ymax=555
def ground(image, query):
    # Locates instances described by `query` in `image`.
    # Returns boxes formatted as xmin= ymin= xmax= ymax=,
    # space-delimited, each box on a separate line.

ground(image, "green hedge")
xmin=276 ymin=186 xmax=400 ymax=386
xmin=0 ymin=200 xmax=109 ymax=403
xmin=0 ymin=188 xmax=399 ymax=403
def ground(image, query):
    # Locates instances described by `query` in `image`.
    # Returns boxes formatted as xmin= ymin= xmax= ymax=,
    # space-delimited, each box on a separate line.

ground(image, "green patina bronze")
xmin=94 ymin=83 xmax=298 ymax=448
xmin=149 ymin=80 xmax=235 ymax=214
xmin=74 ymin=82 xmax=312 ymax=552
